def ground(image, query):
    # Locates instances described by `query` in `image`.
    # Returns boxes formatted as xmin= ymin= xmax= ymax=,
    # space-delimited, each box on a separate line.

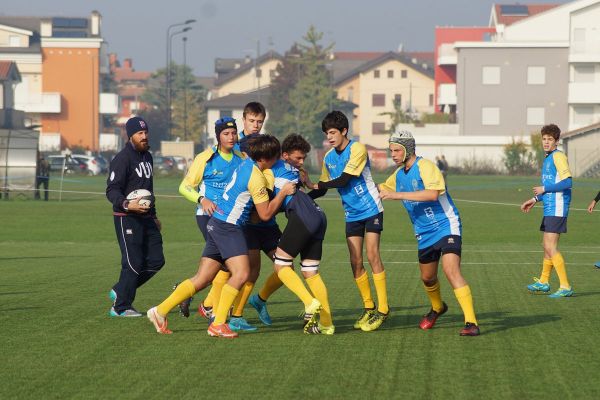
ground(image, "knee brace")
xmin=300 ymin=260 xmax=320 ymax=272
xmin=274 ymin=253 xmax=293 ymax=266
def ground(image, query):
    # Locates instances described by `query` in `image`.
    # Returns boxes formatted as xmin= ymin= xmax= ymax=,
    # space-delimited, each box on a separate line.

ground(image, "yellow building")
xmin=213 ymin=51 xmax=282 ymax=98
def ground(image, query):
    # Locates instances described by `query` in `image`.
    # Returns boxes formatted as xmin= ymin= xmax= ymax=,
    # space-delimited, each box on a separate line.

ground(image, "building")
xmin=0 ymin=12 xmax=117 ymax=152
xmin=109 ymin=54 xmax=151 ymax=126
xmin=212 ymin=51 xmax=282 ymax=98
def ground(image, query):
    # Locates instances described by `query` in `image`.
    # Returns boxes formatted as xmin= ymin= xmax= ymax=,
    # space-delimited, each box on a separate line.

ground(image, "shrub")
xmin=503 ymin=139 xmax=536 ymax=175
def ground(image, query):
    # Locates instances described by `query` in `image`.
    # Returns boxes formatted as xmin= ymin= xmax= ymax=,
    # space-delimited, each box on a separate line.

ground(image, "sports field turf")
xmin=2 ymin=174 xmax=600 ymax=399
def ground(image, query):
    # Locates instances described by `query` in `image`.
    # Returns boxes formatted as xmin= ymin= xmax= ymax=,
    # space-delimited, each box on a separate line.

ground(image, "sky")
xmin=2 ymin=0 xmax=571 ymax=76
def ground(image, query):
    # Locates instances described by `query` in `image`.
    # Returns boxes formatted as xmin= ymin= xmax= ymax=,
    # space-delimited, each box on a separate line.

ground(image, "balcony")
xmin=14 ymin=92 xmax=61 ymax=113
xmin=569 ymin=41 xmax=600 ymax=63
xmin=437 ymin=43 xmax=457 ymax=65
xmin=437 ymin=84 xmax=457 ymax=105
xmin=568 ymin=82 xmax=600 ymax=104
xmin=100 ymin=93 xmax=119 ymax=114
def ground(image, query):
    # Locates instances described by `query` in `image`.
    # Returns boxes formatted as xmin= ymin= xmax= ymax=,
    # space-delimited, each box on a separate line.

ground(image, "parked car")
xmin=48 ymin=155 xmax=87 ymax=174
xmin=153 ymin=155 xmax=175 ymax=174
xmin=172 ymin=156 xmax=188 ymax=171
xmin=72 ymin=154 xmax=104 ymax=176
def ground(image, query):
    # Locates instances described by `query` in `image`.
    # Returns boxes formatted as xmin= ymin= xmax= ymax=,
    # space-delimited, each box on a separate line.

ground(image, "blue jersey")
xmin=213 ymin=158 xmax=270 ymax=226
xmin=320 ymin=140 xmax=383 ymax=222
xmin=178 ymin=146 xmax=244 ymax=216
xmin=541 ymin=150 xmax=572 ymax=217
xmin=381 ymin=157 xmax=461 ymax=249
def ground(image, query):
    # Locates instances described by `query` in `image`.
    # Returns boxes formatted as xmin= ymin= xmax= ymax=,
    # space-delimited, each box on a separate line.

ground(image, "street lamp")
xmin=165 ymin=19 xmax=195 ymax=138
xmin=167 ymin=27 xmax=192 ymax=138
xmin=182 ymin=36 xmax=188 ymax=140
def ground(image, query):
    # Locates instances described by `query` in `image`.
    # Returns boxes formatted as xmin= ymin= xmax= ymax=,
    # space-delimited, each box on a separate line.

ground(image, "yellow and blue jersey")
xmin=320 ymin=141 xmax=383 ymax=222
xmin=381 ymin=157 xmax=461 ymax=249
xmin=213 ymin=158 xmax=270 ymax=226
xmin=270 ymin=159 xmax=298 ymax=210
xmin=179 ymin=146 xmax=244 ymax=216
xmin=541 ymin=150 xmax=571 ymax=217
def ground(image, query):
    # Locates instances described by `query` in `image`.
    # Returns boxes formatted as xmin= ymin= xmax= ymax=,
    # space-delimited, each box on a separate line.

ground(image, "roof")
xmin=196 ymin=76 xmax=215 ymax=91
xmin=492 ymin=3 xmax=559 ymax=26
xmin=0 ymin=61 xmax=21 ymax=82
xmin=214 ymin=51 xmax=283 ymax=87
xmin=0 ymin=17 xmax=41 ymax=54
xmin=334 ymin=51 xmax=434 ymax=86
xmin=562 ymin=122 xmax=600 ymax=140
xmin=118 ymin=86 xmax=146 ymax=98
xmin=114 ymin=69 xmax=152 ymax=82
xmin=215 ymin=57 xmax=248 ymax=75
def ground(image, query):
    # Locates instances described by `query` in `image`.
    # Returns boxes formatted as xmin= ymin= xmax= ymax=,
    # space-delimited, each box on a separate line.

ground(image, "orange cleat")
xmin=147 ymin=307 xmax=173 ymax=334
xmin=207 ymin=322 xmax=238 ymax=338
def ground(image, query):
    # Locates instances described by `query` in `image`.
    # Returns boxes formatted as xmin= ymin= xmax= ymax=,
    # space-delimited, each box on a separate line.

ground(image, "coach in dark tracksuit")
xmin=106 ymin=116 xmax=165 ymax=317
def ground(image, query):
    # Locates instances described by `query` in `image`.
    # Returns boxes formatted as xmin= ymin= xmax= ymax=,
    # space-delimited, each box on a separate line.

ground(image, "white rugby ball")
xmin=127 ymin=189 xmax=154 ymax=207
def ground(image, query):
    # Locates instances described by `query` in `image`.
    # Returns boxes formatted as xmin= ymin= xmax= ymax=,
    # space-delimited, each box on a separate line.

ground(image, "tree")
xmin=380 ymin=98 xmax=416 ymax=133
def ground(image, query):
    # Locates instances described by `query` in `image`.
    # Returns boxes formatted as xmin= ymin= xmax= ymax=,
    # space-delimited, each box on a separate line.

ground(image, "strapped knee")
xmin=274 ymin=253 xmax=293 ymax=266
xmin=300 ymin=260 xmax=319 ymax=272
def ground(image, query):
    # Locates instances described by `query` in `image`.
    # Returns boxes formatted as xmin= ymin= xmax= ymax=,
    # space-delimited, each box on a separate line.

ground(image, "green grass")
xmin=2 ymin=174 xmax=600 ymax=399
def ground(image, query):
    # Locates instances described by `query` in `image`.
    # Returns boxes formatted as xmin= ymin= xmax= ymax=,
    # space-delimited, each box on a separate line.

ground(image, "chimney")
xmin=123 ymin=59 xmax=132 ymax=70
xmin=91 ymin=10 xmax=101 ymax=36
xmin=40 ymin=19 xmax=52 ymax=37
xmin=109 ymin=53 xmax=118 ymax=67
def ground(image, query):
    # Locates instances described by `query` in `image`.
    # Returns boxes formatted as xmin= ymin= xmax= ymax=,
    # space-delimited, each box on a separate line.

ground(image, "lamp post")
xmin=165 ymin=19 xmax=195 ymax=138
xmin=182 ymin=36 xmax=188 ymax=140
xmin=168 ymin=27 xmax=192 ymax=139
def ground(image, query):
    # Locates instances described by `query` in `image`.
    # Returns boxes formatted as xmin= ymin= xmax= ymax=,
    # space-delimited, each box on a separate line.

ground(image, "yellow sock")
xmin=372 ymin=271 xmax=389 ymax=314
xmin=306 ymin=274 xmax=332 ymax=326
xmin=551 ymin=252 xmax=570 ymax=289
xmin=204 ymin=270 xmax=230 ymax=311
xmin=213 ymin=284 xmax=239 ymax=325
xmin=277 ymin=267 xmax=313 ymax=306
xmin=539 ymin=258 xmax=553 ymax=284
xmin=258 ymin=271 xmax=284 ymax=301
xmin=454 ymin=285 xmax=477 ymax=325
xmin=232 ymin=282 xmax=254 ymax=317
xmin=354 ymin=272 xmax=375 ymax=309
xmin=423 ymin=281 xmax=443 ymax=313
xmin=157 ymin=279 xmax=196 ymax=317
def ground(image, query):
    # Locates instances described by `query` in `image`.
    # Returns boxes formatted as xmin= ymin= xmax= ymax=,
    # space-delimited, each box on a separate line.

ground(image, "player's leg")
xmin=249 ymin=248 xmax=282 ymax=326
xmin=301 ymin=236 xmax=334 ymax=335
xmin=418 ymin=257 xmax=448 ymax=330
xmin=347 ymin=222 xmax=377 ymax=329
xmin=138 ymin=218 xmax=165 ymax=288
xmin=544 ymin=229 xmax=573 ymax=298
xmin=229 ymin=248 xmax=261 ymax=331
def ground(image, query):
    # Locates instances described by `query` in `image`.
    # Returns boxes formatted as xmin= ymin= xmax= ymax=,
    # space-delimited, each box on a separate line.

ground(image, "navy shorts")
xmin=278 ymin=210 xmax=325 ymax=260
xmin=346 ymin=212 xmax=383 ymax=237
xmin=202 ymin=218 xmax=248 ymax=263
xmin=196 ymin=215 xmax=210 ymax=240
xmin=540 ymin=216 xmax=567 ymax=233
xmin=418 ymin=235 xmax=462 ymax=264
xmin=243 ymin=224 xmax=282 ymax=254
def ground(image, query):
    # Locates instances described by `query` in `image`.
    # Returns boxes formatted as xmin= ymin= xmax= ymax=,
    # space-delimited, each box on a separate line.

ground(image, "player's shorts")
xmin=278 ymin=210 xmax=325 ymax=260
xmin=243 ymin=224 xmax=282 ymax=254
xmin=202 ymin=218 xmax=248 ymax=263
xmin=345 ymin=212 xmax=383 ymax=237
xmin=418 ymin=235 xmax=462 ymax=264
xmin=540 ymin=216 xmax=567 ymax=233
xmin=196 ymin=215 xmax=210 ymax=240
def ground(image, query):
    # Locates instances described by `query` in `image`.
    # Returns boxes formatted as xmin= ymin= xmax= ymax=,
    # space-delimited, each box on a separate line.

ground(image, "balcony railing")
xmin=437 ymin=43 xmax=457 ymax=65
xmin=14 ymin=92 xmax=61 ymax=113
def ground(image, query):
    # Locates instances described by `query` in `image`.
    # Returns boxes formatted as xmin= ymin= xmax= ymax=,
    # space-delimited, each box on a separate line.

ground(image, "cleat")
xmin=360 ymin=310 xmax=389 ymax=332
xmin=353 ymin=308 xmax=376 ymax=330
xmin=109 ymin=289 xmax=117 ymax=303
xmin=109 ymin=307 xmax=142 ymax=317
xmin=548 ymin=287 xmax=574 ymax=298
xmin=419 ymin=302 xmax=448 ymax=330
xmin=207 ymin=322 xmax=238 ymax=338
xmin=527 ymin=277 xmax=550 ymax=293
xmin=302 ymin=299 xmax=322 ymax=333
xmin=228 ymin=317 xmax=258 ymax=332
xmin=305 ymin=323 xmax=336 ymax=335
xmin=594 ymin=261 xmax=600 ymax=269
xmin=459 ymin=322 xmax=480 ymax=336
xmin=172 ymin=283 xmax=192 ymax=318
xmin=146 ymin=307 xmax=172 ymax=334
xmin=198 ymin=302 xmax=213 ymax=320
xmin=249 ymin=294 xmax=272 ymax=325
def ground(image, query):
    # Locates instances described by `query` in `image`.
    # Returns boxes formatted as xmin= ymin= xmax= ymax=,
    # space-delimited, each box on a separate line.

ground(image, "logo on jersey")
xmin=126 ymin=229 xmax=133 ymax=235
xmin=207 ymin=224 xmax=214 ymax=232
xmin=412 ymin=179 xmax=419 ymax=191
xmin=110 ymin=171 xmax=115 ymax=181
xmin=373 ymin=218 xmax=380 ymax=225
xmin=354 ymin=184 xmax=365 ymax=195
xmin=447 ymin=237 xmax=454 ymax=244
xmin=135 ymin=162 xmax=153 ymax=178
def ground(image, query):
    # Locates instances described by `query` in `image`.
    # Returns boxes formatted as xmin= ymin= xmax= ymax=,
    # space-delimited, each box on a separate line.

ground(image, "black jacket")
xmin=106 ymin=142 xmax=156 ymax=216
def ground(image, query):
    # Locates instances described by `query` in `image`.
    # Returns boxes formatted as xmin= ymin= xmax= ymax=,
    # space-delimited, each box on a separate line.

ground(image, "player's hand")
xmin=587 ymin=200 xmax=597 ymax=213
xmin=200 ymin=197 xmax=217 ymax=216
xmin=532 ymin=186 xmax=545 ymax=196
xmin=380 ymin=190 xmax=401 ymax=200
xmin=154 ymin=218 xmax=162 ymax=231
xmin=127 ymin=197 xmax=150 ymax=214
xmin=280 ymin=182 xmax=297 ymax=196
xmin=521 ymin=198 xmax=536 ymax=213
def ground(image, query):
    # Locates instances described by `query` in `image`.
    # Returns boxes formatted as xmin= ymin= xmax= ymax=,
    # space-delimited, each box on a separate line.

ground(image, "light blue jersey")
xmin=541 ymin=150 xmax=572 ymax=217
xmin=320 ymin=140 xmax=383 ymax=222
xmin=270 ymin=159 xmax=299 ymax=210
xmin=381 ymin=157 xmax=461 ymax=249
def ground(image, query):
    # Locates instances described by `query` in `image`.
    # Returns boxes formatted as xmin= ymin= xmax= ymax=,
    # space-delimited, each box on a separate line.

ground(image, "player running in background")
xmin=250 ymin=134 xmax=333 ymax=334
xmin=521 ymin=124 xmax=574 ymax=298
xmin=379 ymin=130 xmax=480 ymax=336
xmin=176 ymin=117 xmax=244 ymax=317
xmin=304 ymin=111 xmax=389 ymax=332
xmin=587 ymin=191 xmax=600 ymax=268
xmin=146 ymin=135 xmax=295 ymax=337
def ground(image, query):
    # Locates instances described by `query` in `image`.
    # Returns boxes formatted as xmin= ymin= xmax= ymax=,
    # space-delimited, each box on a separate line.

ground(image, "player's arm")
xmin=533 ymin=153 xmax=573 ymax=195
xmin=250 ymin=169 xmax=296 ymax=221
xmin=105 ymin=154 xmax=149 ymax=213
xmin=178 ymin=151 xmax=209 ymax=203
xmin=380 ymin=161 xmax=443 ymax=202
xmin=587 ymin=191 xmax=600 ymax=213
xmin=314 ymin=143 xmax=367 ymax=190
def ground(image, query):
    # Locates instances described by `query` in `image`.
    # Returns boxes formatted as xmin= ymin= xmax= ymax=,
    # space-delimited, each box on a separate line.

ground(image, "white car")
xmin=72 ymin=154 xmax=102 ymax=176
xmin=172 ymin=156 xmax=188 ymax=171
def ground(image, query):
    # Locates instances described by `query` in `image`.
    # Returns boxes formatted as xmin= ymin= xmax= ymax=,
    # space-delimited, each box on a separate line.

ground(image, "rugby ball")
xmin=127 ymin=189 xmax=154 ymax=207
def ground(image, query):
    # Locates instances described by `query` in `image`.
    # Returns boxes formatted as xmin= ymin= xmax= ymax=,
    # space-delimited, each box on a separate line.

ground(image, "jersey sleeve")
xmin=319 ymin=157 xmax=331 ymax=182
xmin=418 ymin=159 xmax=446 ymax=192
xmin=553 ymin=152 xmax=572 ymax=180
xmin=380 ymin=169 xmax=399 ymax=192
xmin=343 ymin=142 xmax=367 ymax=176
xmin=262 ymin=168 xmax=275 ymax=191
xmin=248 ymin=167 xmax=270 ymax=205
xmin=178 ymin=149 xmax=212 ymax=203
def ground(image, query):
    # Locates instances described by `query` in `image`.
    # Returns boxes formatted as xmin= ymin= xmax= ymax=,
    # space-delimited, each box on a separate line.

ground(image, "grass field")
xmin=2 ymin=173 xmax=600 ymax=399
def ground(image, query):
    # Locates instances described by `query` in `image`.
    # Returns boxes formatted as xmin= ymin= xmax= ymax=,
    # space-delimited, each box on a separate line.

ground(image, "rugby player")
xmin=587 ymin=192 xmax=600 ymax=269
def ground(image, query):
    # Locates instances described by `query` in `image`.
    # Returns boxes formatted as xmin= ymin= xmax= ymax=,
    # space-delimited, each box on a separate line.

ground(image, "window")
xmin=527 ymin=66 xmax=546 ymax=85
xmin=394 ymin=94 xmax=402 ymax=107
xmin=527 ymin=107 xmax=545 ymax=125
xmin=9 ymin=35 xmax=20 ymax=47
xmin=573 ymin=105 xmax=594 ymax=125
xmin=347 ymin=87 xmax=354 ymax=102
xmin=372 ymin=94 xmax=385 ymax=107
xmin=374 ymin=70 xmax=380 ymax=78
xmin=255 ymin=68 xmax=262 ymax=78
xmin=219 ymin=110 xmax=232 ymax=118
xmin=481 ymin=107 xmax=500 ymax=125
xmin=372 ymin=122 xmax=386 ymax=135
xmin=482 ymin=66 xmax=501 ymax=85
xmin=401 ymin=70 xmax=407 ymax=78
xmin=387 ymin=70 xmax=394 ymax=78
xmin=574 ymin=65 xmax=595 ymax=83
xmin=429 ymin=94 xmax=434 ymax=107
xmin=573 ymin=28 xmax=586 ymax=53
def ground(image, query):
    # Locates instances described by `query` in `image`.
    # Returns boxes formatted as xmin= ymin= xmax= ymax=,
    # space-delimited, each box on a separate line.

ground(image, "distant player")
xmin=379 ymin=130 xmax=480 ymax=336
xmin=176 ymin=117 xmax=244 ymax=317
xmin=305 ymin=110 xmax=389 ymax=332
xmin=521 ymin=124 xmax=574 ymax=298
xmin=146 ymin=135 xmax=295 ymax=338
xmin=587 ymin=191 xmax=600 ymax=268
